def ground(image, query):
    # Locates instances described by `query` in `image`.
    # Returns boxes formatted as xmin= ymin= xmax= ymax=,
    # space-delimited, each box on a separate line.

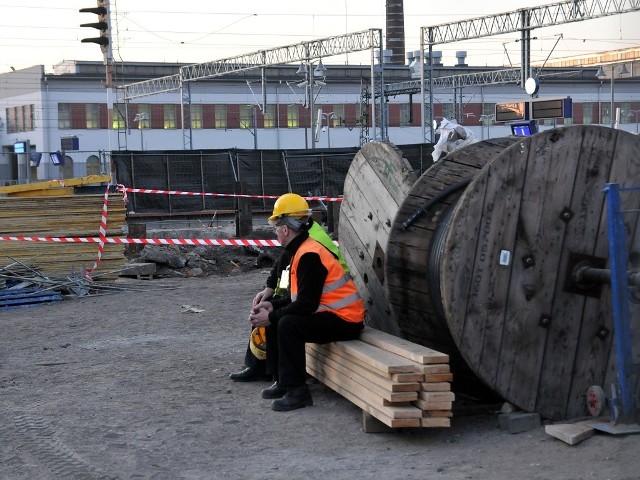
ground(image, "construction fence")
xmin=112 ymin=144 xmax=434 ymax=215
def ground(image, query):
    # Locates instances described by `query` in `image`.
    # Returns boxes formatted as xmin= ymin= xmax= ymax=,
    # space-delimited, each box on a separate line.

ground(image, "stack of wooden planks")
xmin=0 ymin=193 xmax=127 ymax=279
xmin=306 ymin=326 xmax=454 ymax=429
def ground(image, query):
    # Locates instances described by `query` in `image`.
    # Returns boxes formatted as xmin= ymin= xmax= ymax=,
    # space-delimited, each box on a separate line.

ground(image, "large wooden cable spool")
xmin=439 ymin=125 xmax=640 ymax=420
xmin=385 ymin=137 xmax=522 ymax=398
xmin=341 ymin=126 xmax=640 ymax=421
xmin=338 ymin=141 xmax=417 ymax=336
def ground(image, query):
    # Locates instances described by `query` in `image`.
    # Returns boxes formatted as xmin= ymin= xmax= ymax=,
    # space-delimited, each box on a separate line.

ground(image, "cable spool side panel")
xmin=338 ymin=141 xmax=417 ymax=335
xmin=385 ymin=139 xmax=521 ymax=350
xmin=385 ymin=138 xmax=522 ymax=397
xmin=441 ymin=125 xmax=640 ymax=420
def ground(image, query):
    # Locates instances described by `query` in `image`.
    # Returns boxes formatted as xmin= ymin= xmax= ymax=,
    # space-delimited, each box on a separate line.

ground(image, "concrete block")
xmin=120 ymin=262 xmax=156 ymax=279
xmin=498 ymin=412 xmax=541 ymax=434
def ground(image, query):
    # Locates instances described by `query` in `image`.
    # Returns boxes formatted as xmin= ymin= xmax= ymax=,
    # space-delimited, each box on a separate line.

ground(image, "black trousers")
xmin=266 ymin=312 xmax=363 ymax=389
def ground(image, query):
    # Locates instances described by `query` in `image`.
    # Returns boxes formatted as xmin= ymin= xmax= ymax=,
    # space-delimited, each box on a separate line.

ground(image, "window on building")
xmin=86 ymin=155 xmax=101 ymax=175
xmin=215 ymin=105 xmax=227 ymax=129
xmin=136 ymin=105 xmax=150 ymax=128
xmin=331 ymin=105 xmax=344 ymax=128
xmin=190 ymin=104 xmax=203 ymax=129
xmin=113 ymin=104 xmax=127 ymax=129
xmin=58 ymin=103 xmax=72 ymax=130
xmin=620 ymin=102 xmax=631 ymax=124
xmin=582 ymin=102 xmax=593 ymax=124
xmin=287 ymin=105 xmax=299 ymax=128
xmin=86 ymin=104 xmax=100 ymax=129
xmin=482 ymin=103 xmax=496 ymax=123
xmin=164 ymin=104 xmax=177 ymax=129
xmin=442 ymin=103 xmax=455 ymax=121
xmin=239 ymin=105 xmax=253 ymax=129
xmin=23 ymin=105 xmax=34 ymax=131
xmin=399 ymin=104 xmax=411 ymax=126
xmin=263 ymin=104 xmax=276 ymax=128
xmin=600 ymin=103 xmax=612 ymax=126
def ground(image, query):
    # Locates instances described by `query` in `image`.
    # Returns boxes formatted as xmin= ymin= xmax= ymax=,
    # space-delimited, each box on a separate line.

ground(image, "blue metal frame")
xmin=604 ymin=183 xmax=640 ymax=424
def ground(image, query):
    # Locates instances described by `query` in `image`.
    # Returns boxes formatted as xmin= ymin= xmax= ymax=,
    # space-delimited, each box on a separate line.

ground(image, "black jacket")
xmin=268 ymin=232 xmax=329 ymax=323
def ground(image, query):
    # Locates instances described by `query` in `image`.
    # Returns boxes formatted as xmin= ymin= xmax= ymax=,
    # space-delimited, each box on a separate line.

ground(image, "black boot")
xmin=271 ymin=385 xmax=313 ymax=411
xmin=261 ymin=381 xmax=287 ymax=399
xmin=229 ymin=367 xmax=270 ymax=382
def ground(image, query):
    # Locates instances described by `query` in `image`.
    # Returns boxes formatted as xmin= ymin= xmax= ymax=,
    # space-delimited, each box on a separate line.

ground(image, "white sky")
xmin=0 ymin=0 xmax=638 ymax=74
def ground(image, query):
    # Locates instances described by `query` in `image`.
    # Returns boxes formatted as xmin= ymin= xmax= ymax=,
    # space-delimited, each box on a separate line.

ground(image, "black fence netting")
xmin=112 ymin=143 xmax=433 ymax=214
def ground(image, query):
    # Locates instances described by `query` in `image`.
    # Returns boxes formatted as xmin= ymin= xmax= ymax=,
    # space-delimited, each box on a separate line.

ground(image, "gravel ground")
xmin=1 ymin=270 xmax=640 ymax=480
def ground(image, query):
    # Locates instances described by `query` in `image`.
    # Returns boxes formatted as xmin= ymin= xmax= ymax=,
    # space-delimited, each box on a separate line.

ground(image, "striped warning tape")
xmin=84 ymin=184 xmax=110 ymax=278
xmin=115 ymin=186 xmax=343 ymax=203
xmin=0 ymin=236 xmax=281 ymax=247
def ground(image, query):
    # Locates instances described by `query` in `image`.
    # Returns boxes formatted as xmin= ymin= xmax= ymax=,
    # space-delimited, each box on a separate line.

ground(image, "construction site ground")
xmin=2 ymin=269 xmax=640 ymax=479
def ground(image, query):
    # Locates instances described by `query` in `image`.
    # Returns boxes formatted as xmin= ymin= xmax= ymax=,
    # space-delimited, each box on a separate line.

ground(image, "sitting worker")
xmin=249 ymin=193 xmax=365 ymax=412
xmin=229 ymin=193 xmax=349 ymax=383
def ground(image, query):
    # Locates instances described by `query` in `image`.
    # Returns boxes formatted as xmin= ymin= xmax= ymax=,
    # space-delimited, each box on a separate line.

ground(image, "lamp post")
xmin=133 ymin=112 xmax=148 ymax=150
xmin=628 ymin=110 xmax=640 ymax=134
xmin=595 ymin=64 xmax=629 ymax=128
xmin=479 ymin=114 xmax=495 ymax=140
xmin=317 ymin=111 xmax=337 ymax=148
xmin=297 ymin=59 xmax=327 ymax=149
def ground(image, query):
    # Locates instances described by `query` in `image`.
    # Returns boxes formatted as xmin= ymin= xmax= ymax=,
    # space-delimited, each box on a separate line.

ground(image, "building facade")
xmin=1 ymin=58 xmax=638 ymax=186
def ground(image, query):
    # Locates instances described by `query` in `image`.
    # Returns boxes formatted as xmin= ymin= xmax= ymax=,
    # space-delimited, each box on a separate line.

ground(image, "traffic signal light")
xmin=79 ymin=0 xmax=110 ymax=52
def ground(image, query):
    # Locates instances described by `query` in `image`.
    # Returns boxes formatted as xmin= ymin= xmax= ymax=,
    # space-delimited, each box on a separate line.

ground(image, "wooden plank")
xmin=423 ymin=373 xmax=453 ymax=383
xmin=391 ymin=372 xmax=425 ymax=382
xmin=545 ymin=422 xmax=595 ymax=445
xmin=308 ymin=343 xmax=407 ymax=383
xmin=421 ymin=417 xmax=451 ymax=428
xmin=306 ymin=361 xmax=422 ymax=426
xmin=0 ymin=175 xmax=111 ymax=194
xmin=311 ymin=341 xmax=420 ymax=374
xmin=417 ymin=364 xmax=450 ymax=375
xmin=422 ymin=410 xmax=453 ymax=418
xmin=358 ymin=327 xmax=449 ymax=364
xmin=418 ymin=391 xmax=455 ymax=402
xmin=420 ymin=382 xmax=451 ymax=392
xmin=414 ymin=398 xmax=453 ymax=411
xmin=8 ymin=187 xmax=75 ymax=197
xmin=306 ymin=348 xmax=419 ymax=398
xmin=306 ymin=356 xmax=421 ymax=412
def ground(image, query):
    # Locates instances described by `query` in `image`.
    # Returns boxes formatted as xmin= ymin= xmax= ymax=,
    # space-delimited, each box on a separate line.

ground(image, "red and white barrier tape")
xmin=0 ymin=236 xmax=281 ymax=247
xmin=84 ymin=184 xmax=110 ymax=279
xmin=115 ymin=185 xmax=342 ymax=203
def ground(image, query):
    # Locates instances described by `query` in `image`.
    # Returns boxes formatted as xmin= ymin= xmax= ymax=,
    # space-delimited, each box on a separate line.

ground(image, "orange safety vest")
xmin=290 ymin=238 xmax=365 ymax=323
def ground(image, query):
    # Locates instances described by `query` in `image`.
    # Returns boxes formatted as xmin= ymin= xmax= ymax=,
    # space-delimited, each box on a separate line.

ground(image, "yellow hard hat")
xmin=268 ymin=193 xmax=312 ymax=225
xmin=249 ymin=326 xmax=267 ymax=360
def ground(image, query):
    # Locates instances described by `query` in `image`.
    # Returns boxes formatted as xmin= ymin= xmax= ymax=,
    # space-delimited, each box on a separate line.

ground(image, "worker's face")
xmin=275 ymin=223 xmax=289 ymax=246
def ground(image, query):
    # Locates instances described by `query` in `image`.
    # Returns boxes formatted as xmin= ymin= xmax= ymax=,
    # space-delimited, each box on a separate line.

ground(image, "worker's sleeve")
xmin=268 ymin=252 xmax=327 ymax=322
xmin=265 ymin=248 xmax=289 ymax=289
xmin=265 ymin=263 xmax=279 ymax=290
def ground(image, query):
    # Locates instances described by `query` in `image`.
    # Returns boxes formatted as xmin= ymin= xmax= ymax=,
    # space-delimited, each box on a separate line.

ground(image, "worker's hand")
xmin=253 ymin=287 xmax=275 ymax=307
xmin=249 ymin=301 xmax=273 ymax=327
